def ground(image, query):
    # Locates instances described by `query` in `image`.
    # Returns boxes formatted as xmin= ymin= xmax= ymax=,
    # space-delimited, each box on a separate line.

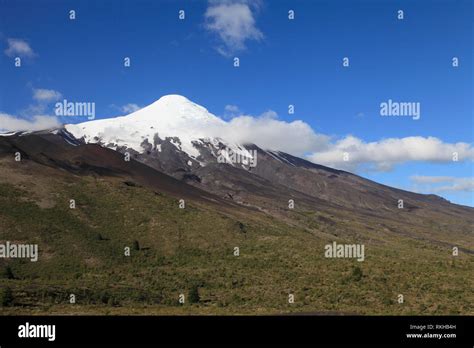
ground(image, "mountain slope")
xmin=62 ymin=95 xmax=473 ymax=230
xmin=0 ymin=95 xmax=472 ymax=315
xmin=0 ymin=131 xmax=473 ymax=315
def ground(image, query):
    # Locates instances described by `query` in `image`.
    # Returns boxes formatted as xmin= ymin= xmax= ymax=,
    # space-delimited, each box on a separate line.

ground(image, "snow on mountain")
xmin=65 ymin=95 xmax=255 ymax=164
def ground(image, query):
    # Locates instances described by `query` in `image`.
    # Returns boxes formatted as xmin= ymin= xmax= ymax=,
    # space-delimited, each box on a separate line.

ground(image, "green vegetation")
xmin=351 ymin=266 xmax=363 ymax=281
xmin=133 ymin=240 xmax=140 ymax=251
xmin=0 ymin=287 xmax=14 ymax=307
xmin=0 ymin=174 xmax=472 ymax=315
xmin=188 ymin=284 xmax=200 ymax=304
xmin=1 ymin=265 xmax=14 ymax=279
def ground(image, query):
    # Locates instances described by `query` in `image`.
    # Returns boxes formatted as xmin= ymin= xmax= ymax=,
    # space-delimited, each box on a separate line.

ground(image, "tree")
xmin=188 ymin=285 xmax=200 ymax=304
xmin=1 ymin=265 xmax=14 ymax=279
xmin=0 ymin=287 xmax=14 ymax=306
xmin=352 ymin=266 xmax=363 ymax=281
xmin=133 ymin=240 xmax=140 ymax=251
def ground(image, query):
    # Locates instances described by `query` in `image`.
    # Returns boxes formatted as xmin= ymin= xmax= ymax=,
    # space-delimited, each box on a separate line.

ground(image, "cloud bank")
xmin=0 ymin=113 xmax=60 ymax=132
xmin=208 ymin=110 xmax=473 ymax=173
xmin=307 ymin=136 xmax=474 ymax=172
xmin=2 ymin=97 xmax=472 ymax=174
xmin=212 ymin=111 xmax=330 ymax=156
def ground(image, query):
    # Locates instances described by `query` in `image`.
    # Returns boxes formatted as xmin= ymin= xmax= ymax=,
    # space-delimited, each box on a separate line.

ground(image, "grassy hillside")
xmin=0 ymin=156 xmax=473 ymax=315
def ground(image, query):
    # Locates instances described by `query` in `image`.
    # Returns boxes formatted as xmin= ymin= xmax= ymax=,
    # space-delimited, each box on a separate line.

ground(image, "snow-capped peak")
xmin=128 ymin=94 xmax=221 ymax=124
xmin=157 ymin=94 xmax=190 ymax=103
xmin=64 ymin=95 xmax=250 ymax=162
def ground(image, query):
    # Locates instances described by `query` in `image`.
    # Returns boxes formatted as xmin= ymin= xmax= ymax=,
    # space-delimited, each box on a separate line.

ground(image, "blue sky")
xmin=0 ymin=0 xmax=473 ymax=206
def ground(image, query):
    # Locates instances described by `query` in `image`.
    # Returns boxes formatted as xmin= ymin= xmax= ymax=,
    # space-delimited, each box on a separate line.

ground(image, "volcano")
xmin=0 ymin=95 xmax=472 ymax=315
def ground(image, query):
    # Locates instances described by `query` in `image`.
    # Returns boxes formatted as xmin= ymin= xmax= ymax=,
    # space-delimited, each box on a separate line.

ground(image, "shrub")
xmin=1 ymin=265 xmax=14 ymax=279
xmin=352 ymin=266 xmax=363 ymax=281
xmin=100 ymin=292 xmax=110 ymax=304
xmin=188 ymin=285 xmax=200 ymax=304
xmin=133 ymin=240 xmax=140 ymax=251
xmin=0 ymin=287 xmax=14 ymax=306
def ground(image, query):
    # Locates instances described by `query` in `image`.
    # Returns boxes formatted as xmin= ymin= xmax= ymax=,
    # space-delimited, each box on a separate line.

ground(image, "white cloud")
xmin=411 ymin=175 xmax=455 ymax=184
xmin=434 ymin=179 xmax=474 ymax=193
xmin=208 ymin=111 xmax=330 ymax=155
xmin=4 ymin=38 xmax=35 ymax=58
xmin=204 ymin=110 xmax=474 ymax=172
xmin=258 ymin=110 xmax=278 ymax=119
xmin=223 ymin=104 xmax=243 ymax=119
xmin=410 ymin=176 xmax=474 ymax=193
xmin=32 ymin=88 xmax=62 ymax=102
xmin=16 ymin=87 xmax=63 ymax=118
xmin=307 ymin=136 xmax=474 ymax=172
xmin=224 ymin=104 xmax=240 ymax=114
xmin=0 ymin=113 xmax=60 ymax=132
xmin=3 ymin=94 xmax=473 ymax=175
xmin=205 ymin=0 xmax=263 ymax=56
xmin=0 ymin=86 xmax=63 ymax=132
xmin=121 ymin=103 xmax=142 ymax=113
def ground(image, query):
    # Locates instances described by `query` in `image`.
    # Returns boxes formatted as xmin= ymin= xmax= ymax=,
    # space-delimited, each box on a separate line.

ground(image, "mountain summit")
xmin=65 ymin=95 xmax=228 ymax=160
